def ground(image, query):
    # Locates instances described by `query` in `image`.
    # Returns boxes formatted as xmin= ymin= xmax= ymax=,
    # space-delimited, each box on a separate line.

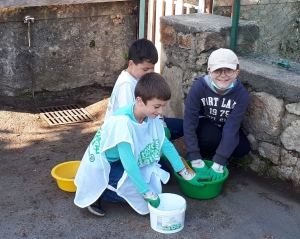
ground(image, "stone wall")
xmin=240 ymin=58 xmax=300 ymax=185
xmin=160 ymin=13 xmax=300 ymax=186
xmin=0 ymin=1 xmax=137 ymax=96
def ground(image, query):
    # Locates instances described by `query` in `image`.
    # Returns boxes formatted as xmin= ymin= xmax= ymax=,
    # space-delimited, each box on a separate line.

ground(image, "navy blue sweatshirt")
xmin=183 ymin=75 xmax=250 ymax=166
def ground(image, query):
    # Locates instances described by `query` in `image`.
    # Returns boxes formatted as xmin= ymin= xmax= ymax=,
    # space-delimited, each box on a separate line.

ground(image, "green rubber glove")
xmin=179 ymin=168 xmax=206 ymax=187
xmin=197 ymin=172 xmax=212 ymax=181
xmin=187 ymin=175 xmax=205 ymax=187
xmin=191 ymin=159 xmax=209 ymax=174
xmin=208 ymin=162 xmax=224 ymax=181
xmin=142 ymin=191 xmax=160 ymax=208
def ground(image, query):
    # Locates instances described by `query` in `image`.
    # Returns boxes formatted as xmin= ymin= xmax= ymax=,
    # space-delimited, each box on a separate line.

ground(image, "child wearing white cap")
xmin=183 ymin=48 xmax=251 ymax=181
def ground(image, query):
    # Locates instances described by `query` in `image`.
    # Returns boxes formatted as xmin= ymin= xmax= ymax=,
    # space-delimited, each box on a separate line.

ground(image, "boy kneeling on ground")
xmin=74 ymin=72 xmax=209 ymax=216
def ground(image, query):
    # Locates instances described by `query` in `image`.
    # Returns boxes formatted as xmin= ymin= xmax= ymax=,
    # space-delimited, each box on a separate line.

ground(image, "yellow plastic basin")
xmin=51 ymin=160 xmax=81 ymax=192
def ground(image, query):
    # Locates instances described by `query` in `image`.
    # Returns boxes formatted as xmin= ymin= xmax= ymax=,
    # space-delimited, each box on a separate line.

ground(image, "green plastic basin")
xmin=174 ymin=160 xmax=229 ymax=200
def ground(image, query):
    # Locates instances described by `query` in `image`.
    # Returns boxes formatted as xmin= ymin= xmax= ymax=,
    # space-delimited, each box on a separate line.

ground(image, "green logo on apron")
xmin=138 ymin=139 xmax=160 ymax=166
xmin=91 ymin=128 xmax=102 ymax=155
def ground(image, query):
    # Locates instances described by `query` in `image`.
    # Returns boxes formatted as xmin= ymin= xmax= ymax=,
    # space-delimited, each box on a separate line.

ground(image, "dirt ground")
xmin=0 ymin=84 xmax=186 ymax=238
xmin=1 ymin=85 xmax=300 ymax=239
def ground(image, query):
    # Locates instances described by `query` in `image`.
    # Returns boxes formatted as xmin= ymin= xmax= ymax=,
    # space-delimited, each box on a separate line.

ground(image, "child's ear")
xmin=136 ymin=96 xmax=143 ymax=105
xmin=128 ymin=60 xmax=134 ymax=68
xmin=235 ymin=69 xmax=240 ymax=77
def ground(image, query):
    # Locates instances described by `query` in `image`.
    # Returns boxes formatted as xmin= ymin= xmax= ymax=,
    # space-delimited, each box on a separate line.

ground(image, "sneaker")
xmin=87 ymin=203 xmax=105 ymax=216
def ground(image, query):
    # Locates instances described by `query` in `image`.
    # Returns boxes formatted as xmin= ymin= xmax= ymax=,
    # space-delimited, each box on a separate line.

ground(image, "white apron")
xmin=74 ymin=115 xmax=169 ymax=215
xmin=104 ymin=70 xmax=137 ymax=120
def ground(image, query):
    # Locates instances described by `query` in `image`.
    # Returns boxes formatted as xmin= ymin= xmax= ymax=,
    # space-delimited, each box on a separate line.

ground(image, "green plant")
xmin=122 ymin=51 xmax=128 ymax=61
xmin=105 ymin=30 xmax=108 ymax=35
xmin=40 ymin=88 xmax=48 ymax=96
xmin=89 ymin=40 xmax=95 ymax=48
xmin=229 ymin=154 xmax=253 ymax=170
xmin=257 ymin=157 xmax=273 ymax=177
xmin=25 ymin=91 xmax=33 ymax=98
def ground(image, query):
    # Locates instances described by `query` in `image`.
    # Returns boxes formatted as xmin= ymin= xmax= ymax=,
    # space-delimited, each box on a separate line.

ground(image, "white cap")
xmin=208 ymin=48 xmax=239 ymax=72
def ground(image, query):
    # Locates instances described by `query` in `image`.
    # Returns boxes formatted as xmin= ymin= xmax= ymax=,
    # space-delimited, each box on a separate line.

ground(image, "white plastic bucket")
xmin=148 ymin=193 xmax=186 ymax=234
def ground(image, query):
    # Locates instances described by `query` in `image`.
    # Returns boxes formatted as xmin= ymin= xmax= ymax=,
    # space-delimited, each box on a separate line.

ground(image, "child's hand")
xmin=142 ymin=191 xmax=160 ymax=208
xmin=191 ymin=159 xmax=209 ymax=174
xmin=208 ymin=162 xmax=224 ymax=181
xmin=179 ymin=168 xmax=209 ymax=187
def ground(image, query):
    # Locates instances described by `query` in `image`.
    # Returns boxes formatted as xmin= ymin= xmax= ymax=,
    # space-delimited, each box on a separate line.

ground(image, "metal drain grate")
xmin=37 ymin=104 xmax=94 ymax=126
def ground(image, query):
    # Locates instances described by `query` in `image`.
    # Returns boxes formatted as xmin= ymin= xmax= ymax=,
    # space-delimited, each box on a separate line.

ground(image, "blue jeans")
xmin=164 ymin=118 xmax=184 ymax=141
xmin=100 ymin=160 xmax=126 ymax=202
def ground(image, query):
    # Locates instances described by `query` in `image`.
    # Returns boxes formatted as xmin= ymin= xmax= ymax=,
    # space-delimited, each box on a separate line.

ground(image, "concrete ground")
xmin=1 ymin=85 xmax=300 ymax=239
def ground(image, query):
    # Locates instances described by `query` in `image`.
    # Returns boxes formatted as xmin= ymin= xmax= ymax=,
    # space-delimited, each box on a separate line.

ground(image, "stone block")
xmin=249 ymin=152 xmax=266 ymax=172
xmin=258 ymin=142 xmax=280 ymax=165
xmin=247 ymin=133 xmax=258 ymax=151
xmin=285 ymin=103 xmax=300 ymax=116
xmin=291 ymin=170 xmax=300 ymax=185
xmin=239 ymin=57 xmax=300 ymax=103
xmin=281 ymin=113 xmax=300 ymax=129
xmin=160 ymin=24 xmax=176 ymax=46
xmin=273 ymin=166 xmax=293 ymax=180
xmin=178 ymin=33 xmax=192 ymax=49
xmin=195 ymin=53 xmax=209 ymax=66
xmin=243 ymin=92 xmax=284 ymax=143
xmin=196 ymin=32 xmax=225 ymax=54
xmin=280 ymin=120 xmax=300 ymax=153
xmin=296 ymin=160 xmax=300 ymax=170
xmin=281 ymin=149 xmax=297 ymax=167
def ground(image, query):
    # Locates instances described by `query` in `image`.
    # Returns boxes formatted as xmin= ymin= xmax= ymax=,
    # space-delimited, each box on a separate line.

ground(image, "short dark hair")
xmin=128 ymin=38 xmax=158 ymax=65
xmin=135 ymin=72 xmax=171 ymax=104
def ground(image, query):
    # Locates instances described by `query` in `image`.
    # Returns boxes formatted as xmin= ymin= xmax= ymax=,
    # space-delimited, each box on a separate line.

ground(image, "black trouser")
xmin=196 ymin=117 xmax=250 ymax=159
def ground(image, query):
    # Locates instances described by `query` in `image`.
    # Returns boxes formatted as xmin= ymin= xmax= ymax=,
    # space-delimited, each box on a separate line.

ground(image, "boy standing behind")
xmin=105 ymin=38 xmax=183 ymax=141
xmin=105 ymin=38 xmax=157 ymax=120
